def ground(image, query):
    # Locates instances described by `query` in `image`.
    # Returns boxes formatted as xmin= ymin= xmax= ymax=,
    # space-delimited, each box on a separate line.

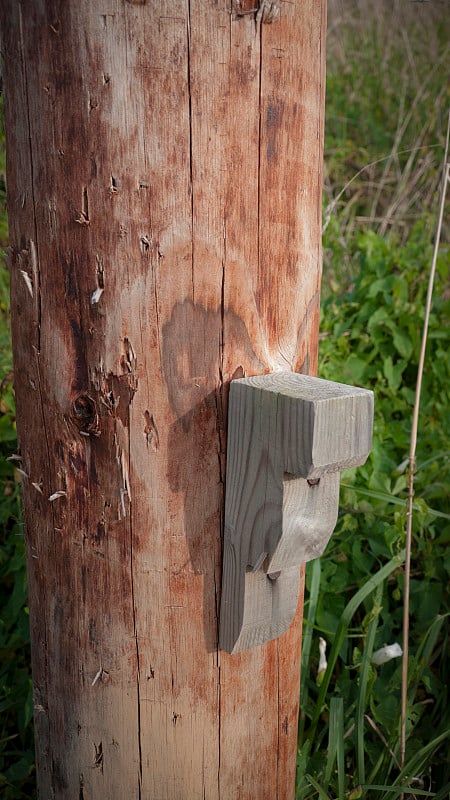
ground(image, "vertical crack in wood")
xmin=317 ymin=9 xmax=326 ymax=244
xmin=18 ymin=5 xmax=42 ymax=353
xmin=216 ymin=586 xmax=222 ymax=800
xmin=276 ymin=641 xmax=280 ymax=797
xmin=153 ymin=267 xmax=162 ymax=366
xmin=186 ymin=0 xmax=195 ymax=300
xmin=129 ymin=416 xmax=143 ymax=797
xmin=216 ymin=213 xmax=227 ymax=487
xmin=220 ymin=216 xmax=226 ymax=388
xmin=30 ymin=238 xmax=42 ymax=345
xmin=256 ymin=8 xmax=264 ymax=304
xmin=82 ymin=186 xmax=90 ymax=223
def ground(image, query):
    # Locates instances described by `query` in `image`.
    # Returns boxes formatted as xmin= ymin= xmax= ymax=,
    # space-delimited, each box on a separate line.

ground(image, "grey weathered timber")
xmin=220 ymin=372 xmax=374 ymax=654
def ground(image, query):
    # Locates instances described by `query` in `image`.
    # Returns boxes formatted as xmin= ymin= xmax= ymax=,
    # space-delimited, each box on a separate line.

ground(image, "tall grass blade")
xmin=336 ymin=704 xmax=345 ymax=800
xmin=356 ymin=584 xmax=382 ymax=786
xmin=415 ymin=451 xmax=450 ymax=471
xmin=323 ymin=696 xmax=345 ymax=799
xmin=299 ymin=559 xmax=322 ymax=743
xmin=305 ymin=773 xmax=331 ymax=800
xmin=307 ymin=551 xmax=405 ymax=748
xmin=296 ymin=739 xmax=312 ymax=799
xmin=361 ymin=786 xmax=433 ymax=797
xmin=415 ymin=613 xmax=449 ymax=664
xmin=340 ymin=484 xmax=450 ymax=521
xmin=407 ymin=613 xmax=450 ymax=708
xmin=397 ymin=728 xmax=450 ymax=789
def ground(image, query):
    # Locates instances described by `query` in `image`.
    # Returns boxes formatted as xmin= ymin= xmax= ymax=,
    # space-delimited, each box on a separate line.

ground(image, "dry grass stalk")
xmin=400 ymin=111 xmax=450 ymax=795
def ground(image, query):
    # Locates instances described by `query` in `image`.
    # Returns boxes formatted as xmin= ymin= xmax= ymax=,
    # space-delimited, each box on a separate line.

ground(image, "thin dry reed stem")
xmin=322 ymin=144 xmax=443 ymax=234
xmin=400 ymin=111 xmax=450 ymax=797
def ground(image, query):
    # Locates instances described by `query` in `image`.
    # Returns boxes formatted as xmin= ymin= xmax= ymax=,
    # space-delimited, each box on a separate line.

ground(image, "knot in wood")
xmin=235 ymin=1 xmax=279 ymax=24
xmin=261 ymin=2 xmax=279 ymax=23
xmin=71 ymin=394 xmax=100 ymax=436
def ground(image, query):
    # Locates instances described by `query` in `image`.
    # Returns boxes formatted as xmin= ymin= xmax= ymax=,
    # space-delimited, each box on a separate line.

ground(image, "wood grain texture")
xmin=219 ymin=372 xmax=373 ymax=653
xmin=1 ymin=1 xmax=326 ymax=797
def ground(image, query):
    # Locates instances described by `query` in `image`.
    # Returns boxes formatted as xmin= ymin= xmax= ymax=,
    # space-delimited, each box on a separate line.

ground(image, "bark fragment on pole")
xmin=220 ymin=372 xmax=374 ymax=653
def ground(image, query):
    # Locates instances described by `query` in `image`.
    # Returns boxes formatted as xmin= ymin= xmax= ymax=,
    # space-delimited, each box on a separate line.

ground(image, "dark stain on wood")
xmin=89 ymin=618 xmax=97 ymax=645
xmin=104 ymin=373 xmax=137 ymax=428
xmin=70 ymin=319 xmax=89 ymax=394
xmin=51 ymin=757 xmax=68 ymax=792
xmin=64 ymin=253 xmax=79 ymax=303
xmin=162 ymin=299 xmax=264 ymax=430
xmin=266 ymin=100 xmax=284 ymax=162
xmin=81 ymin=564 xmax=87 ymax=603
xmin=95 ymin=520 xmax=107 ymax=544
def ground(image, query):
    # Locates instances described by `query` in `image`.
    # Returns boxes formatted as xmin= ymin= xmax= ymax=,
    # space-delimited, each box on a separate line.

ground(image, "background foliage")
xmin=0 ymin=96 xmax=35 ymax=796
xmin=0 ymin=1 xmax=449 ymax=798
xmin=297 ymin=1 xmax=450 ymax=797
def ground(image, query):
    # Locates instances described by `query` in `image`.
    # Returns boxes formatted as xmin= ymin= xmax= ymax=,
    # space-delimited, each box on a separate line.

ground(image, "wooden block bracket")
xmin=219 ymin=372 xmax=374 ymax=654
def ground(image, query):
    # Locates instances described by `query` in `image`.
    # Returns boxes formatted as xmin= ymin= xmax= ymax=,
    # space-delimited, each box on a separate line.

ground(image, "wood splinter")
xmin=219 ymin=371 xmax=374 ymax=654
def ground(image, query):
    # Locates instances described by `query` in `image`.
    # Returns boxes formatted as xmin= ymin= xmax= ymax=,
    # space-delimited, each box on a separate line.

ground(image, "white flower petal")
xmin=371 ymin=643 xmax=403 ymax=666
xmin=318 ymin=636 xmax=328 ymax=672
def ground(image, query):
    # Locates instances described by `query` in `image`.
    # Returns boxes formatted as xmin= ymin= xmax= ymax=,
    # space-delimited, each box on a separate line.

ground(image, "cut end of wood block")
xmin=232 ymin=371 xmax=373 ymax=478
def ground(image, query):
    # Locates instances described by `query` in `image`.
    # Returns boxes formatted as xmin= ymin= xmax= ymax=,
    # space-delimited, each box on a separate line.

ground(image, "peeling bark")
xmin=1 ymin=1 xmax=326 ymax=797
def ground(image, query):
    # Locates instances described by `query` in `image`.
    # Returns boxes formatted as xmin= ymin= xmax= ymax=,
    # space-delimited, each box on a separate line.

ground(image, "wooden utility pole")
xmin=1 ymin=1 xmax=326 ymax=797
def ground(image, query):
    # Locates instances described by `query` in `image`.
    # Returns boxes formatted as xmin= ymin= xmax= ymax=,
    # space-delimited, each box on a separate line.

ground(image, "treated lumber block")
xmin=220 ymin=371 xmax=374 ymax=654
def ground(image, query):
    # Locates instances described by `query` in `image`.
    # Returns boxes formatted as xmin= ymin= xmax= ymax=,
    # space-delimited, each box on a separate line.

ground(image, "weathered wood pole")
xmin=1 ymin=1 xmax=326 ymax=797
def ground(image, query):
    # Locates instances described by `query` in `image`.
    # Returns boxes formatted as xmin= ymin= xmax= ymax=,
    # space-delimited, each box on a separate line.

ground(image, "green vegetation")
xmin=298 ymin=2 xmax=450 ymax=797
xmin=0 ymin=101 xmax=35 ymax=797
xmin=0 ymin=2 xmax=449 ymax=798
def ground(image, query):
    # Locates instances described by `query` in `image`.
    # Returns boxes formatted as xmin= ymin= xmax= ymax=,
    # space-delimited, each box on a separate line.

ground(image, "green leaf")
xmin=0 ymin=415 xmax=17 ymax=443
xmin=392 ymin=328 xmax=413 ymax=360
xmin=383 ymin=356 xmax=406 ymax=391
xmin=4 ymin=753 xmax=34 ymax=784
xmin=345 ymin=353 xmax=368 ymax=383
